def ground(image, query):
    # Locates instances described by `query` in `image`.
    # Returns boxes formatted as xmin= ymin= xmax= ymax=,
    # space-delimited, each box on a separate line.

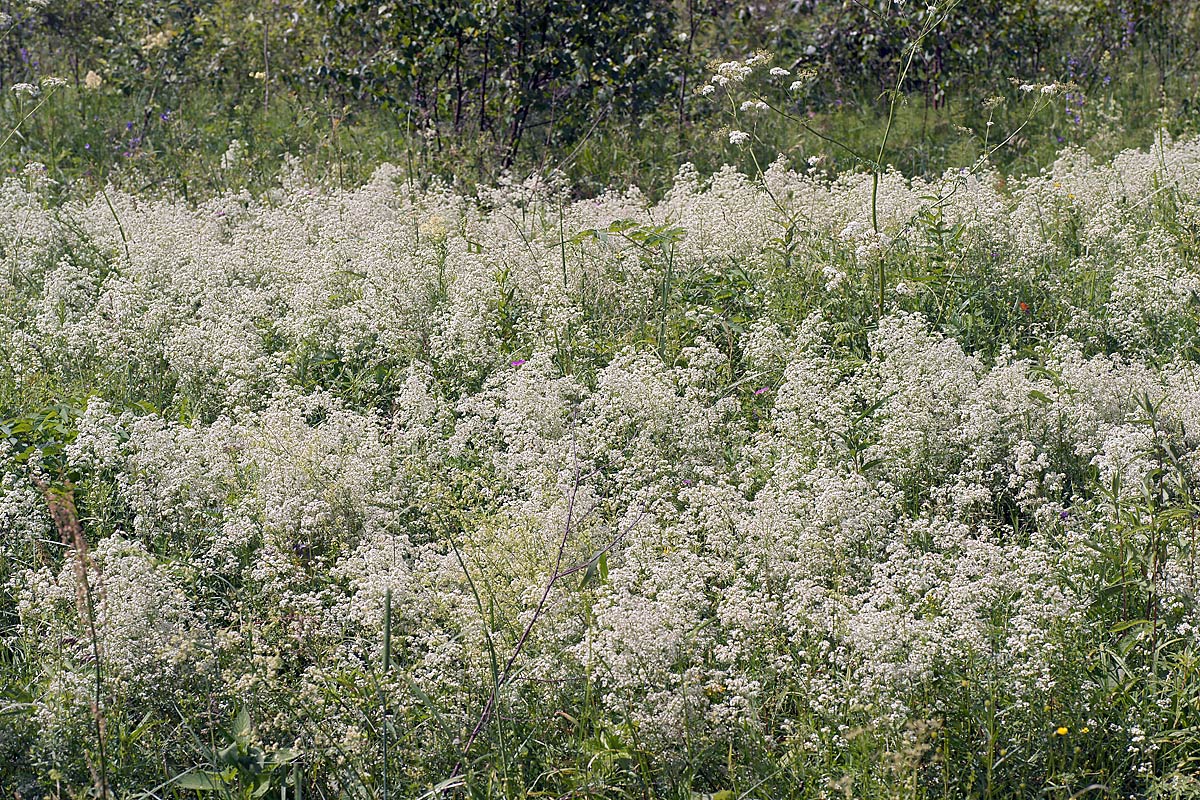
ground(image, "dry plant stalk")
xmin=34 ymin=477 xmax=110 ymax=800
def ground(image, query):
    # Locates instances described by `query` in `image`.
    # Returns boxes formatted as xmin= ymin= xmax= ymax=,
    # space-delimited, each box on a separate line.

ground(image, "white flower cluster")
xmin=702 ymin=52 xmax=771 ymax=93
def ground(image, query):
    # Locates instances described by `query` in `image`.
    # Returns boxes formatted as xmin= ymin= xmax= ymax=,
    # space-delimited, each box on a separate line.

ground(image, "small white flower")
xmin=698 ymin=84 xmax=716 ymax=96
xmin=40 ymin=76 xmax=67 ymax=89
xmin=769 ymin=67 xmax=790 ymax=77
xmin=728 ymin=130 xmax=750 ymax=145
xmin=12 ymin=83 xmax=39 ymax=98
xmin=789 ymin=80 xmax=805 ymax=92
xmin=739 ymin=100 xmax=768 ymax=112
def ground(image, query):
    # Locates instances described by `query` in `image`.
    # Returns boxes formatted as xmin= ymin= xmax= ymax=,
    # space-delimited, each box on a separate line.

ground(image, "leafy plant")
xmin=175 ymin=709 xmax=299 ymax=800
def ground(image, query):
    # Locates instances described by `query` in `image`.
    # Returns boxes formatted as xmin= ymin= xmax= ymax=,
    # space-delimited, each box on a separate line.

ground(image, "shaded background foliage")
xmin=316 ymin=0 xmax=679 ymax=167
xmin=0 ymin=0 xmax=1198 ymax=192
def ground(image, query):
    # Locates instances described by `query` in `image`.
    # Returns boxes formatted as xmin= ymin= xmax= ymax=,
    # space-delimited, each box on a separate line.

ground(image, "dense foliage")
xmin=2 ymin=0 xmax=1199 ymax=194
xmin=316 ymin=0 xmax=679 ymax=167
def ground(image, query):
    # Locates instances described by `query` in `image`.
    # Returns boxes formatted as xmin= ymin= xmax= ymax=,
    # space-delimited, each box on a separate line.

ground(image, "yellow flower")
xmin=1055 ymin=726 xmax=1069 ymax=736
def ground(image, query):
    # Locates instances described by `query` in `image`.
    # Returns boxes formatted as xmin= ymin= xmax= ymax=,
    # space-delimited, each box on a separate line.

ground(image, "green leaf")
xmin=233 ymin=707 xmax=251 ymax=739
xmin=174 ymin=771 xmax=227 ymax=791
xmin=1110 ymin=618 xmax=1153 ymax=634
xmin=1028 ymin=389 xmax=1052 ymax=404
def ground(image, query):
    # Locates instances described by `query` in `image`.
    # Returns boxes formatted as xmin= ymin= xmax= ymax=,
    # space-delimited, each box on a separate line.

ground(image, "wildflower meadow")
xmin=3 ymin=2 xmax=1200 ymax=799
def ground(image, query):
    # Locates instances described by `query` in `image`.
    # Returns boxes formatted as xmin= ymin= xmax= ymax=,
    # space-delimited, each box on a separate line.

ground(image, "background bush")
xmin=2 ymin=0 xmax=1199 ymax=196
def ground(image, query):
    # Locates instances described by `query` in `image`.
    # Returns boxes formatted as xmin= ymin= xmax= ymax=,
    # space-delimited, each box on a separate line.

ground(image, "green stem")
xmin=0 ymin=86 xmax=60 ymax=152
xmin=99 ymin=186 xmax=131 ymax=264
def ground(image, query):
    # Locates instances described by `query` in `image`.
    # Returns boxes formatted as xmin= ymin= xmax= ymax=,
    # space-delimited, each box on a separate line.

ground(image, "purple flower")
xmin=510 ymin=359 xmax=527 ymax=367
xmin=160 ymin=110 xmax=172 ymax=121
xmin=1060 ymin=510 xmax=1070 ymax=520
xmin=754 ymin=387 xmax=770 ymax=396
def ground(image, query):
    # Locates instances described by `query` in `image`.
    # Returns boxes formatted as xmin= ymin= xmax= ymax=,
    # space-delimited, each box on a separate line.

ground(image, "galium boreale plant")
xmin=1079 ymin=393 xmax=1200 ymax=790
xmin=6 ymin=121 xmax=1200 ymax=798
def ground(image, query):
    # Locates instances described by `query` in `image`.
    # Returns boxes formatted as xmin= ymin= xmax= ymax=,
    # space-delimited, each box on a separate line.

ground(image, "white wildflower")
xmin=714 ymin=59 xmax=753 ymax=84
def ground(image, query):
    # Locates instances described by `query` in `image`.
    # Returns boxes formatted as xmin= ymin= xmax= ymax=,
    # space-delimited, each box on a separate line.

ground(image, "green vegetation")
xmin=4 ymin=1 xmax=1200 ymax=799
xmin=2 ymin=0 xmax=1199 ymax=197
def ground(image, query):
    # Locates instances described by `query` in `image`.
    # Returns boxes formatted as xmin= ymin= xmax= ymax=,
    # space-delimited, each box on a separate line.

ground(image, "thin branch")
xmin=451 ymin=420 xmax=646 ymax=785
